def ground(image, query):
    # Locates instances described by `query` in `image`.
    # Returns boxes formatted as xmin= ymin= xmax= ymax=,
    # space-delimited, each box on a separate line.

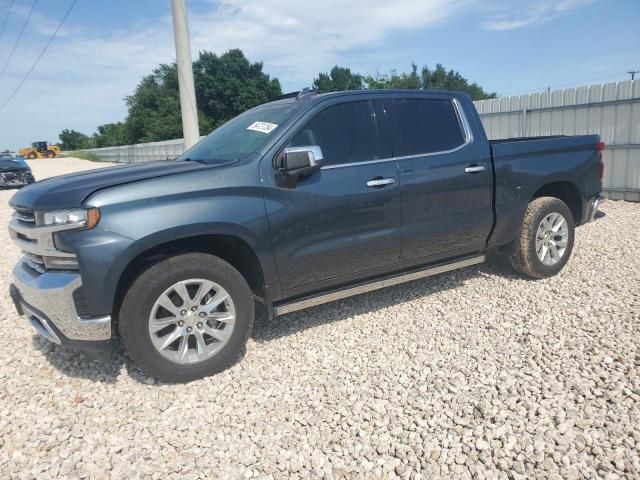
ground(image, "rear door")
xmin=380 ymin=95 xmax=493 ymax=262
xmin=261 ymin=99 xmax=402 ymax=293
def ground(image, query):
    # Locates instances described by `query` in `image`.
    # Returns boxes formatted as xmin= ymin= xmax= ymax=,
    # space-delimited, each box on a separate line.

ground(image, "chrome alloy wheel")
xmin=535 ymin=212 xmax=569 ymax=266
xmin=148 ymin=279 xmax=236 ymax=364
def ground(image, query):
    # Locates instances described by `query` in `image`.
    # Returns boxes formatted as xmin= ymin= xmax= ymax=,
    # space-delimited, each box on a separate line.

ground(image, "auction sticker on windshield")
xmin=247 ymin=121 xmax=278 ymax=134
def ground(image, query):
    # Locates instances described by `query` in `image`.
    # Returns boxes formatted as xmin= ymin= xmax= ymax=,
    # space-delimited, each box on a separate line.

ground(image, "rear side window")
xmin=385 ymin=98 xmax=465 ymax=157
xmin=288 ymin=101 xmax=380 ymax=166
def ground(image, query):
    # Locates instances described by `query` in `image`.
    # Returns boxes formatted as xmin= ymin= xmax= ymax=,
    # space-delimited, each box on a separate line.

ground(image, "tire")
xmin=45 ymin=150 xmax=55 ymax=158
xmin=27 ymin=152 xmax=37 ymax=159
xmin=510 ymin=196 xmax=575 ymax=279
xmin=119 ymin=253 xmax=254 ymax=382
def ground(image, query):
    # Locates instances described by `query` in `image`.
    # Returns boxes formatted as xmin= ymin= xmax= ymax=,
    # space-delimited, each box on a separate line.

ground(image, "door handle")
xmin=465 ymin=165 xmax=486 ymax=174
xmin=366 ymin=178 xmax=395 ymax=188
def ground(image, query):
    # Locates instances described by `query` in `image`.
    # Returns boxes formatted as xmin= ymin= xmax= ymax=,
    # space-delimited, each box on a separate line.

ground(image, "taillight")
xmin=597 ymin=142 xmax=605 ymax=180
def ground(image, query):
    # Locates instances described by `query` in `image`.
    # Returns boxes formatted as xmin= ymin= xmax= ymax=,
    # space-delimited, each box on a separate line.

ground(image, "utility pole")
xmin=171 ymin=0 xmax=200 ymax=149
xmin=628 ymin=70 xmax=639 ymax=81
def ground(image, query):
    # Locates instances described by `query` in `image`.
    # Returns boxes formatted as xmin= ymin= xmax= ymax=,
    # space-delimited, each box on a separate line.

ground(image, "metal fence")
xmin=74 ymin=79 xmax=640 ymax=201
xmin=475 ymin=79 xmax=640 ymax=201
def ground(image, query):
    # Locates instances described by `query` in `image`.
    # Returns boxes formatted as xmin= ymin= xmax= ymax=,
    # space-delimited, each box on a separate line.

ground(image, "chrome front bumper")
xmin=11 ymin=259 xmax=111 ymax=342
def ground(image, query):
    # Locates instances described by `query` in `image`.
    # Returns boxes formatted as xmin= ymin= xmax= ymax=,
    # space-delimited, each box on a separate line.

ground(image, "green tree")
xmin=364 ymin=63 xmax=422 ymax=90
xmin=124 ymin=49 xmax=282 ymax=143
xmin=317 ymin=62 xmax=496 ymax=101
xmin=58 ymin=129 xmax=91 ymax=151
xmin=312 ymin=66 xmax=364 ymax=92
xmin=195 ymin=49 xmax=282 ymax=128
xmin=421 ymin=64 xmax=496 ymax=100
xmin=91 ymin=122 xmax=128 ymax=148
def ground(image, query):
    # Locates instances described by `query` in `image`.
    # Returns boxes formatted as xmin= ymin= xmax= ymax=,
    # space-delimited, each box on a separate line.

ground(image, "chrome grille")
xmin=23 ymin=253 xmax=46 ymax=274
xmin=15 ymin=209 xmax=36 ymax=224
xmin=9 ymin=207 xmax=78 ymax=273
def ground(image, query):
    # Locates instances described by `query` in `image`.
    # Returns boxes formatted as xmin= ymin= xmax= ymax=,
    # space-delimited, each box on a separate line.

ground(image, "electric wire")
xmin=0 ymin=0 xmax=78 ymax=112
xmin=0 ymin=0 xmax=37 ymax=80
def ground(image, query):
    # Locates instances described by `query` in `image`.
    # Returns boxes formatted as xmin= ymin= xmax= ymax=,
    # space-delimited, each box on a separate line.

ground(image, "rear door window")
xmin=287 ymin=101 xmax=381 ymax=166
xmin=385 ymin=98 xmax=465 ymax=157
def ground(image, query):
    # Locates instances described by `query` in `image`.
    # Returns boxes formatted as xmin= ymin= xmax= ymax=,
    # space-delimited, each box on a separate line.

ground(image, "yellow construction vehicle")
xmin=18 ymin=142 xmax=61 ymax=159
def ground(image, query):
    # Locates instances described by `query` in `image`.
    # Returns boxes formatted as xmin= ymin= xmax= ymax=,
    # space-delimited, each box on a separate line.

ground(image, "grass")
xmin=58 ymin=151 xmax=102 ymax=162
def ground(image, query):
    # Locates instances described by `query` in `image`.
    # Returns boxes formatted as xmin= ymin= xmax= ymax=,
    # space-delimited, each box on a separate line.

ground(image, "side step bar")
xmin=275 ymin=254 xmax=485 ymax=316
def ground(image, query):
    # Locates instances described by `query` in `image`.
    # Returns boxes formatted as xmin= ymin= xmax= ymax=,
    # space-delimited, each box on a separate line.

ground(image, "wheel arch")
xmin=530 ymin=181 xmax=582 ymax=225
xmin=112 ymin=230 xmax=272 ymax=324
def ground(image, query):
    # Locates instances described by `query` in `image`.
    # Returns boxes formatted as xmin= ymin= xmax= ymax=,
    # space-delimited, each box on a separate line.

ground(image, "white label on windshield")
xmin=247 ymin=121 xmax=278 ymax=134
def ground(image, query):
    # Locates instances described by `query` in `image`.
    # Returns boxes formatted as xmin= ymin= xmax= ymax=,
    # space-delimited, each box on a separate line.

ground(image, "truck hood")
xmin=9 ymin=160 xmax=208 ymax=210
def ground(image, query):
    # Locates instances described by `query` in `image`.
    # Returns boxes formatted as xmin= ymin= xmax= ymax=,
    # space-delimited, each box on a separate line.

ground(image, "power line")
xmin=0 ymin=0 xmax=78 ymax=112
xmin=0 ymin=0 xmax=16 ymax=41
xmin=0 ymin=0 xmax=38 ymax=80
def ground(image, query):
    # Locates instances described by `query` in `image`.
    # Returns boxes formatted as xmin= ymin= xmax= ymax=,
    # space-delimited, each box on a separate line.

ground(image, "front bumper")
xmin=11 ymin=259 xmax=112 ymax=359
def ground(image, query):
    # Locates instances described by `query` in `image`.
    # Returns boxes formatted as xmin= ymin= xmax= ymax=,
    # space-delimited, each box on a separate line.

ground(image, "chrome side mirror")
xmin=280 ymin=145 xmax=323 ymax=176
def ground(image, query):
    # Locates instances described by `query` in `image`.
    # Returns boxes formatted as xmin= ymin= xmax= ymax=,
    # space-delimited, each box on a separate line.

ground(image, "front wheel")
xmin=119 ymin=253 xmax=254 ymax=382
xmin=510 ymin=196 xmax=575 ymax=279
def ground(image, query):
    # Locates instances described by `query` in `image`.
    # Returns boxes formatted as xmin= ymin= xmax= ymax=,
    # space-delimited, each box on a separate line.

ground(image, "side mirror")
xmin=279 ymin=146 xmax=323 ymax=176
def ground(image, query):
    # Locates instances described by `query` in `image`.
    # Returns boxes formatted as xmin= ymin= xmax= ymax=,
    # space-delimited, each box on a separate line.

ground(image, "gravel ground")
xmin=0 ymin=158 xmax=639 ymax=479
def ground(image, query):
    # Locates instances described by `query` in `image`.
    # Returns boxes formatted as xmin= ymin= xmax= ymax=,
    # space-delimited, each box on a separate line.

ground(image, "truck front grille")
xmin=15 ymin=209 xmax=36 ymax=224
xmin=9 ymin=207 xmax=78 ymax=273
xmin=23 ymin=253 xmax=46 ymax=274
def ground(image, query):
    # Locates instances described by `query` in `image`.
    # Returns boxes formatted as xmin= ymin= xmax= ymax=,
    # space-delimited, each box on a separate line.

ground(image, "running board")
xmin=275 ymin=254 xmax=485 ymax=316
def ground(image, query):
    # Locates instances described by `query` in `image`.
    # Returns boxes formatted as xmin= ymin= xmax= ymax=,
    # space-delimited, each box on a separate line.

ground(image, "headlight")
xmin=42 ymin=208 xmax=100 ymax=229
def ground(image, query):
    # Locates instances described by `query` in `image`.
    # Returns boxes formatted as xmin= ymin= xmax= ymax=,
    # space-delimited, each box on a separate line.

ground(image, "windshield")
xmin=179 ymin=102 xmax=302 ymax=164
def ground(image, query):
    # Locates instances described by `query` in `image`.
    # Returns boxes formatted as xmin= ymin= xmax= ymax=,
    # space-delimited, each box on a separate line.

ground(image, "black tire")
xmin=510 ymin=196 xmax=575 ymax=279
xmin=45 ymin=150 xmax=55 ymax=158
xmin=119 ymin=253 xmax=254 ymax=382
xmin=27 ymin=152 xmax=37 ymax=159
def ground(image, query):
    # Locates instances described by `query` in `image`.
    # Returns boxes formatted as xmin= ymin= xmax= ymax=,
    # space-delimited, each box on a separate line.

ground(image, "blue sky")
xmin=0 ymin=0 xmax=638 ymax=149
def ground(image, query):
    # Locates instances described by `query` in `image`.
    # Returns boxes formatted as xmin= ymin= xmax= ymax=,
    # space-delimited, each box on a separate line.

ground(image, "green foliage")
xmin=195 ymin=49 xmax=282 ymax=129
xmin=313 ymin=66 xmax=364 ymax=92
xmin=60 ymin=52 xmax=496 ymax=149
xmin=421 ymin=64 xmax=497 ymax=100
xmin=58 ymin=129 xmax=91 ymax=151
xmin=60 ymin=49 xmax=282 ymax=148
xmin=318 ymin=62 xmax=496 ymax=101
xmin=92 ymin=122 xmax=128 ymax=148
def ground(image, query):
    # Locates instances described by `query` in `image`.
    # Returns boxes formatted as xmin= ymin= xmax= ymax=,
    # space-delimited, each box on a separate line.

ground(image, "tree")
xmin=312 ymin=66 xmax=364 ymax=92
xmin=59 ymin=49 xmax=283 ymax=147
xmin=421 ymin=64 xmax=496 ymax=100
xmin=364 ymin=63 xmax=422 ymax=90
xmin=315 ymin=62 xmax=496 ymax=101
xmin=92 ymin=122 xmax=128 ymax=148
xmin=125 ymin=49 xmax=282 ymax=143
xmin=58 ymin=129 xmax=91 ymax=151
xmin=195 ymin=49 xmax=282 ymax=128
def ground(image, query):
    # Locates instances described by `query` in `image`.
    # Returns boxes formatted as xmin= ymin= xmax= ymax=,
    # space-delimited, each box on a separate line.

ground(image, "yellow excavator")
xmin=18 ymin=141 xmax=61 ymax=159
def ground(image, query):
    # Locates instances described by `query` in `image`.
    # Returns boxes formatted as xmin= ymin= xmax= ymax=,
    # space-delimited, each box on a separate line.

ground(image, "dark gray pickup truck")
xmin=8 ymin=89 xmax=604 ymax=381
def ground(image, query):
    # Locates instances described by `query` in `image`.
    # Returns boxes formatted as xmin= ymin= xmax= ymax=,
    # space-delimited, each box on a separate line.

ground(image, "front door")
xmin=261 ymin=99 xmax=402 ymax=293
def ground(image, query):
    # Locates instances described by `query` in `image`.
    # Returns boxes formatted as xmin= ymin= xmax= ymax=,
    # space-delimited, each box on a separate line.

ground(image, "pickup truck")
xmin=8 ymin=89 xmax=604 ymax=382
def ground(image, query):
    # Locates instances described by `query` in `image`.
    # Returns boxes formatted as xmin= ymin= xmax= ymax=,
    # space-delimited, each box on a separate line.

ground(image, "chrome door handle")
xmin=366 ymin=178 xmax=395 ymax=188
xmin=465 ymin=165 xmax=486 ymax=173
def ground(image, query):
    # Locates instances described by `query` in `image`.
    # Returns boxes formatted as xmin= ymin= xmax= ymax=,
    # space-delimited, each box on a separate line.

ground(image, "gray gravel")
xmin=1 ymin=158 xmax=639 ymax=479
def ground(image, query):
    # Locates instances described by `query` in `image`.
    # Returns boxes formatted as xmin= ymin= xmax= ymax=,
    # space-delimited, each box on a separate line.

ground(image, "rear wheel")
xmin=119 ymin=253 xmax=254 ymax=382
xmin=510 ymin=197 xmax=575 ymax=279
xmin=45 ymin=150 xmax=55 ymax=158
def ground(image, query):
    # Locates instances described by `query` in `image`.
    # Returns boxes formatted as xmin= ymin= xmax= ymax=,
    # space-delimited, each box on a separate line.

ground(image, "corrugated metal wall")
xmin=76 ymin=137 xmax=204 ymax=164
xmin=475 ymin=79 xmax=640 ymax=201
xmin=75 ymin=80 xmax=640 ymax=201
